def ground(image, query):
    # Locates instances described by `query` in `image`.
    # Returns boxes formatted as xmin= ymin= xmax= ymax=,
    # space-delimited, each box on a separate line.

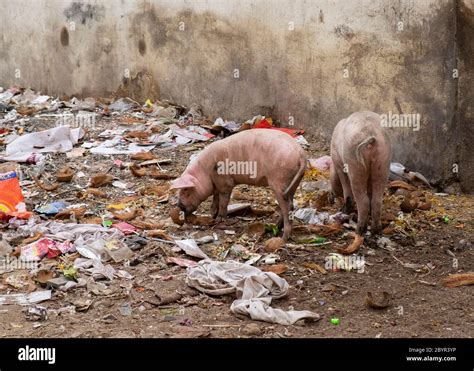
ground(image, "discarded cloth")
xmin=186 ymin=260 xmax=319 ymax=325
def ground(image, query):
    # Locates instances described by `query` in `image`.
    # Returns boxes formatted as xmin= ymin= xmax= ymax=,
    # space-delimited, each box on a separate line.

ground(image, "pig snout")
xmin=177 ymin=189 xmax=200 ymax=216
xmin=177 ymin=199 xmax=186 ymax=212
xmin=177 ymin=199 xmax=195 ymax=216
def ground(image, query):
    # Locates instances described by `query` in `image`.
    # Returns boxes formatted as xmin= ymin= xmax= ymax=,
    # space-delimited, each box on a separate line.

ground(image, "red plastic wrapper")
xmin=252 ymin=117 xmax=304 ymax=137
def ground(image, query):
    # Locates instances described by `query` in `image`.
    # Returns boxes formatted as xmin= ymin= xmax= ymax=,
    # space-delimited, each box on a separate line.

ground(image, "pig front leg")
xmin=215 ymin=191 xmax=231 ymax=223
xmin=210 ymin=192 xmax=219 ymax=219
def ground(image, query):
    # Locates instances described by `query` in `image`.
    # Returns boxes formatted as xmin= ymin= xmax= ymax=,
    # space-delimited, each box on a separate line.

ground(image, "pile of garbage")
xmin=0 ymin=87 xmax=320 ymax=324
xmin=1 ymin=86 xmax=471 ymax=329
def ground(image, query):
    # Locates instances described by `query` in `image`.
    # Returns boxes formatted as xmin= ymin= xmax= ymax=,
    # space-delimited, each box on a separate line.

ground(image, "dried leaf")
xmin=365 ymin=291 xmax=391 ymax=309
xmin=130 ymin=164 xmax=146 ymax=177
xmin=149 ymin=168 xmax=177 ymax=179
xmin=112 ymin=208 xmax=138 ymax=221
xmin=442 ymin=273 xmax=474 ymax=288
xmin=131 ymin=219 xmax=165 ymax=230
xmin=22 ymin=232 xmax=43 ymax=245
xmin=17 ymin=106 xmax=37 ymax=116
xmin=246 ymin=222 xmax=265 ymax=237
xmin=388 ymin=180 xmax=417 ymax=191
xmin=260 ymin=264 xmax=288 ymax=275
xmin=125 ymin=130 xmax=151 ymax=139
xmin=86 ymin=188 xmax=108 ymax=198
xmin=35 ymin=177 xmax=59 ymax=191
xmin=417 ymin=200 xmax=432 ymax=210
xmin=186 ymin=214 xmax=215 ymax=226
xmin=302 ymin=262 xmax=327 ymax=274
xmin=170 ymin=207 xmax=185 ymax=225
xmin=56 ymin=166 xmax=74 ymax=182
xmin=146 ymin=230 xmax=174 ymax=240
xmin=54 ymin=207 xmax=86 ymax=220
xmin=293 ymin=223 xmax=342 ymax=236
xmin=90 ymin=173 xmax=113 ymax=187
xmin=131 ymin=152 xmax=156 ymax=161
xmin=141 ymin=184 xmax=170 ymax=197
xmin=80 ymin=217 xmax=103 ymax=225
xmin=337 ymin=232 xmax=364 ymax=255
xmin=400 ymin=196 xmax=418 ymax=213
xmin=264 ymin=237 xmax=285 ymax=252
xmin=36 ymin=270 xmax=54 ymax=285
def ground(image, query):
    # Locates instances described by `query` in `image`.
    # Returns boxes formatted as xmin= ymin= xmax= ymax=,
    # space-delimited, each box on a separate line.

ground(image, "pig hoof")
xmin=356 ymin=225 xmax=367 ymax=235
xmin=282 ymin=232 xmax=291 ymax=241
xmin=342 ymin=197 xmax=355 ymax=214
xmin=277 ymin=218 xmax=284 ymax=229
xmin=370 ymin=224 xmax=382 ymax=235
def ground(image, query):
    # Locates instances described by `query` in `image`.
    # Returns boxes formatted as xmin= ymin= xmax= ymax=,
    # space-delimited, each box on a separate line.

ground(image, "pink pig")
xmin=330 ymin=111 xmax=391 ymax=234
xmin=170 ymin=129 xmax=307 ymax=240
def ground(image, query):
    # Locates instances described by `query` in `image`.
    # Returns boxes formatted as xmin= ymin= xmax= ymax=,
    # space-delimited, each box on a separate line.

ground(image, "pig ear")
xmin=170 ymin=174 xmax=198 ymax=189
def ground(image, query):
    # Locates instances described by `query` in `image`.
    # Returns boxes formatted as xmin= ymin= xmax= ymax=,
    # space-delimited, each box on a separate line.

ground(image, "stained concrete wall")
xmin=0 ymin=0 xmax=471 ymax=191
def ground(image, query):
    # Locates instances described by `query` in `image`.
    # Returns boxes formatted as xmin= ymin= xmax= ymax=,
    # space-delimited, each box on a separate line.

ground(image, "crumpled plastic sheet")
xmin=308 ymin=155 xmax=332 ymax=171
xmin=293 ymin=208 xmax=332 ymax=224
xmin=186 ymin=260 xmax=320 ymax=325
xmin=3 ymin=126 xmax=84 ymax=161
xmin=74 ymin=258 xmax=118 ymax=281
xmin=89 ymin=136 xmax=156 ymax=155
xmin=18 ymin=221 xmax=124 ymax=253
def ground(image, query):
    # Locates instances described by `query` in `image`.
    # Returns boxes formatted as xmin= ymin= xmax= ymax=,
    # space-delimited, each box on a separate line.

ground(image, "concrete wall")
xmin=0 ymin=0 xmax=471 ymax=191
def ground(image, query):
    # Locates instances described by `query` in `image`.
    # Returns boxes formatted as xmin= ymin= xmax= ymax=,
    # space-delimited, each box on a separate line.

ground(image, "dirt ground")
xmin=0 ymin=97 xmax=472 ymax=338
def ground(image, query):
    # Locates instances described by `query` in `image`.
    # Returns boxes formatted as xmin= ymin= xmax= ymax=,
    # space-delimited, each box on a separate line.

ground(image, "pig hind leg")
xmin=275 ymin=193 xmax=292 ymax=240
xmin=330 ymin=165 xmax=343 ymax=199
xmin=350 ymin=171 xmax=370 ymax=235
xmin=369 ymin=163 xmax=389 ymax=234
xmin=269 ymin=184 xmax=292 ymax=240
xmin=336 ymin=166 xmax=355 ymax=214
xmin=276 ymin=170 xmax=303 ymax=228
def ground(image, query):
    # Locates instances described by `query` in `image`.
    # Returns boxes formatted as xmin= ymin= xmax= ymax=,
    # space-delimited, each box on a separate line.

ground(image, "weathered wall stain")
xmin=64 ymin=2 xmax=105 ymax=25
xmin=0 ymin=0 xmax=471 ymax=191
xmin=60 ymin=26 xmax=69 ymax=46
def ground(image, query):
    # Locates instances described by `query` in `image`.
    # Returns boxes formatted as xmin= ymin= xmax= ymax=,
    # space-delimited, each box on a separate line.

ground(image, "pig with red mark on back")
xmin=170 ymin=129 xmax=307 ymax=240
xmin=330 ymin=111 xmax=391 ymax=235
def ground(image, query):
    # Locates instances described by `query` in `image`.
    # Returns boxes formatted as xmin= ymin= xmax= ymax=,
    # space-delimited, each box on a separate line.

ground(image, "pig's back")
xmin=214 ymin=129 xmax=303 ymax=161
xmin=334 ymin=112 xmax=388 ymax=148
xmin=196 ymin=129 xmax=304 ymax=184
